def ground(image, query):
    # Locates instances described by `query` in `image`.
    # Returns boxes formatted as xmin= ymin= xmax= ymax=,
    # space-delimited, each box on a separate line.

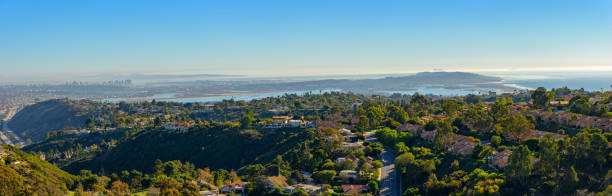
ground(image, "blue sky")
xmin=1 ymin=0 xmax=612 ymax=79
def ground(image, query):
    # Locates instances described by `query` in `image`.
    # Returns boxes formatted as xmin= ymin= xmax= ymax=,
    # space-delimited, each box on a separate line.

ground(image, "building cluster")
xmin=512 ymin=104 xmax=612 ymax=132
xmin=265 ymin=116 xmax=315 ymax=129
xmin=485 ymin=149 xmax=539 ymax=170
xmin=208 ymin=127 xmax=373 ymax=195
xmin=256 ymin=175 xmax=368 ymax=195
xmin=399 ymin=123 xmax=478 ymax=157
xmin=66 ymin=80 xmax=132 ymax=87
xmin=398 ymin=111 xmax=566 ymax=169
xmin=162 ymin=121 xmax=196 ymax=131
xmin=518 ymin=129 xmax=564 ymax=141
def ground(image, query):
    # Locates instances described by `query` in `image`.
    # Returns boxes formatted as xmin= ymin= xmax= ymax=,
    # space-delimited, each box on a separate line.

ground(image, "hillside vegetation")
xmin=0 ymin=144 xmax=76 ymax=195
xmin=27 ymin=123 xmax=314 ymax=175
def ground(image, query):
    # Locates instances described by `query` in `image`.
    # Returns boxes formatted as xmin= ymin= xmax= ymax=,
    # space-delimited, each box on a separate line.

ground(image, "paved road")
xmin=379 ymin=146 xmax=399 ymax=196
xmin=365 ymin=132 xmax=400 ymax=196
xmin=0 ymin=120 xmax=25 ymax=147
xmin=0 ymin=121 xmax=14 ymax=145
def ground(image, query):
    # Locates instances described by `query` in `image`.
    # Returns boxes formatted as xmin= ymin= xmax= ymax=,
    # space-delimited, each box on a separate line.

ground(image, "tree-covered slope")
xmin=29 ymin=124 xmax=314 ymax=175
xmin=8 ymin=99 xmax=97 ymax=142
xmin=0 ymin=144 xmax=76 ymax=195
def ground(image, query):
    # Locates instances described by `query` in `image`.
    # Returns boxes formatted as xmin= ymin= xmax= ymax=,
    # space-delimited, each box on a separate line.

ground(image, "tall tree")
xmin=410 ymin=93 xmax=429 ymax=106
xmin=531 ymin=87 xmax=554 ymax=109
xmin=240 ymin=108 xmax=254 ymax=128
xmin=490 ymin=98 xmax=511 ymax=122
xmin=366 ymin=106 xmax=386 ymax=127
xmin=388 ymin=104 xmax=409 ymax=124
xmin=274 ymin=155 xmax=283 ymax=176
xmin=464 ymin=94 xmax=482 ymax=104
xmin=569 ymin=95 xmax=592 ymax=115
xmin=501 ymin=114 xmax=533 ymax=142
xmin=538 ymin=134 xmax=560 ymax=177
xmin=465 ymin=104 xmax=494 ymax=131
xmin=506 ymin=145 xmax=533 ymax=183
xmin=588 ymin=133 xmax=610 ymax=170
xmin=434 ymin=118 xmax=454 ymax=150
xmin=442 ymin=99 xmax=461 ymax=116
xmin=598 ymin=104 xmax=610 ymax=117
xmin=357 ymin=115 xmax=370 ymax=131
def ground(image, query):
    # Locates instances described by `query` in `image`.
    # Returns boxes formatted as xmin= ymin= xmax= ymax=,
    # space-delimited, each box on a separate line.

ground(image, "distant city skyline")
xmin=1 ymin=0 xmax=612 ymax=80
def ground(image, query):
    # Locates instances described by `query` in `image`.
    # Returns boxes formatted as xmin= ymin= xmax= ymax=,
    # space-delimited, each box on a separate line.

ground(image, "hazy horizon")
xmin=3 ymin=68 xmax=612 ymax=86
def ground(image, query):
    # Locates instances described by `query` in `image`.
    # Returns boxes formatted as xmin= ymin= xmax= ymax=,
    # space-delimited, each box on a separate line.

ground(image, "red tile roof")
xmin=341 ymin=184 xmax=368 ymax=194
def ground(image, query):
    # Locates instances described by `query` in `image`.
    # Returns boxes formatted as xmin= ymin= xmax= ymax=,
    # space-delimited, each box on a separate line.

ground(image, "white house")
xmin=339 ymin=170 xmax=358 ymax=179
xmin=287 ymin=120 xmax=302 ymax=127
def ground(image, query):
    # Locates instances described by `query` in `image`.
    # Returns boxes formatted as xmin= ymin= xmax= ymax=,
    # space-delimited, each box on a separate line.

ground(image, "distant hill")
xmin=236 ymin=71 xmax=509 ymax=94
xmin=8 ymin=99 xmax=97 ymax=142
xmin=0 ymin=144 xmax=75 ymax=195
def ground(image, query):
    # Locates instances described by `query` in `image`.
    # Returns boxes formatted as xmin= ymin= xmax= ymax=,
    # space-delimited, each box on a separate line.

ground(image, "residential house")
xmin=512 ymin=106 xmax=612 ymax=132
xmin=486 ymin=150 xmax=512 ymax=169
xmin=341 ymin=184 xmax=368 ymax=194
xmin=335 ymin=157 xmax=359 ymax=168
xmin=325 ymin=135 xmax=341 ymax=142
xmin=267 ymin=116 xmax=292 ymax=128
xmin=64 ymin=129 xmax=91 ymax=135
xmin=284 ymin=184 xmax=322 ymax=194
xmin=519 ymin=129 xmax=564 ymax=141
xmin=162 ymin=122 xmax=194 ymax=131
xmin=419 ymin=114 xmax=447 ymax=122
xmin=287 ymin=119 xmax=302 ymax=127
xmin=268 ymin=105 xmax=289 ymax=114
xmin=198 ymin=191 xmax=217 ymax=196
xmin=195 ymin=180 xmax=218 ymax=192
xmin=397 ymin=123 xmax=423 ymax=135
xmin=420 ymin=130 xmax=436 ymax=142
xmin=342 ymin=142 xmax=364 ymax=150
xmin=267 ymin=176 xmax=289 ymax=189
xmin=339 ymin=170 xmax=358 ymax=180
xmin=299 ymin=171 xmax=314 ymax=183
xmin=300 ymin=121 xmax=315 ymax=128
xmin=366 ymin=156 xmax=374 ymax=162
xmin=220 ymin=181 xmax=247 ymax=195
xmin=417 ymin=130 xmax=477 ymax=157
xmin=339 ymin=128 xmax=358 ymax=142
xmin=447 ymin=134 xmax=478 ymax=157
xmin=366 ymin=162 xmax=375 ymax=170
xmin=197 ymin=108 xmax=214 ymax=113
xmin=339 ymin=128 xmax=352 ymax=135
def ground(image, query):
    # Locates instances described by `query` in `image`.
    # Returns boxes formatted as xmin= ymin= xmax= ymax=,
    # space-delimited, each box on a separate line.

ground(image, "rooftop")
xmin=341 ymin=184 xmax=368 ymax=194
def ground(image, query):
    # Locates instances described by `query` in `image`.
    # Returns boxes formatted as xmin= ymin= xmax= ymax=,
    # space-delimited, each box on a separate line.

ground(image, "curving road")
xmin=365 ymin=132 xmax=400 ymax=196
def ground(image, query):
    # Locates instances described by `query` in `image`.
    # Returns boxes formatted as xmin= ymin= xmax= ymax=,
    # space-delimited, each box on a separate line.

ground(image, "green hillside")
xmin=27 ymin=123 xmax=314 ymax=175
xmin=0 ymin=144 xmax=76 ymax=195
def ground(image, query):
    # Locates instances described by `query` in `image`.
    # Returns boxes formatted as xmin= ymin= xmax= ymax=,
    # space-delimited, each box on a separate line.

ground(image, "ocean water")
xmin=488 ymin=71 xmax=612 ymax=91
xmin=506 ymin=78 xmax=612 ymax=91
xmin=161 ymin=89 xmax=339 ymax=103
